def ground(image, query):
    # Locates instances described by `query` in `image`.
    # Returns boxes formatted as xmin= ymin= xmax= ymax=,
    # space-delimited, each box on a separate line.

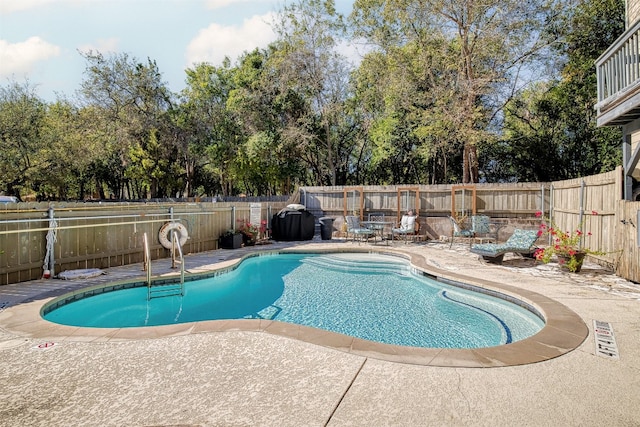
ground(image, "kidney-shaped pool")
xmin=42 ymin=252 xmax=545 ymax=349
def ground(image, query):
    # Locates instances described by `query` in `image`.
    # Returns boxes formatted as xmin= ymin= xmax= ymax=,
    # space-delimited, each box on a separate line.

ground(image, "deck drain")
xmin=593 ymin=320 xmax=619 ymax=360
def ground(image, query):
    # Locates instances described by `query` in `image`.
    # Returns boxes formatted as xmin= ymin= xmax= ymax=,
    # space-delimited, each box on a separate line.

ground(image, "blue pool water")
xmin=43 ymin=253 xmax=544 ymax=349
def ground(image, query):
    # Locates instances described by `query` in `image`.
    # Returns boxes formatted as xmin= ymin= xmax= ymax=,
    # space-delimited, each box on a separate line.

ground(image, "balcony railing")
xmin=596 ymin=20 xmax=640 ymax=126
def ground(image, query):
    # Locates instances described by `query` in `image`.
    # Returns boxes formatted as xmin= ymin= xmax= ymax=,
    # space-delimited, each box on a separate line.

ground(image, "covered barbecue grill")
xmin=271 ymin=204 xmax=315 ymax=241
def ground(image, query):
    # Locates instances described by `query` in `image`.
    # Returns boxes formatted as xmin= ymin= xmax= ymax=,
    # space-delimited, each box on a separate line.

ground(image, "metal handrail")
xmin=172 ymin=230 xmax=185 ymax=295
xmin=143 ymin=233 xmax=151 ymax=299
xmin=0 ymin=218 xmax=176 ymax=235
xmin=0 ymin=209 xmax=222 ymax=233
xmin=0 ymin=213 xmax=173 ymax=225
xmin=146 ymin=231 xmax=185 ymax=299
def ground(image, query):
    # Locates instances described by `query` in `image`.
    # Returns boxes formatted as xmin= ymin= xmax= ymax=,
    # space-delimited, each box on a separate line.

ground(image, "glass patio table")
xmin=361 ymin=221 xmax=394 ymax=245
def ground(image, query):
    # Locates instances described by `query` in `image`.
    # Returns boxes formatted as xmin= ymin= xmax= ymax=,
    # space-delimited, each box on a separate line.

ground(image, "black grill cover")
xmin=271 ymin=209 xmax=315 ymax=241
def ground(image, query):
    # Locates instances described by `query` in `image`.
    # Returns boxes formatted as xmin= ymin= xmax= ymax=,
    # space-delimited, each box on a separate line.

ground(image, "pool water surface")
xmin=43 ymin=252 xmax=544 ymax=349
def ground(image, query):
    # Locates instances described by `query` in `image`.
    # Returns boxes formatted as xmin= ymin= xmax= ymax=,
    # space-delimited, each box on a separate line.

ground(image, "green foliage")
xmin=182 ymin=60 xmax=262 ymax=196
xmin=490 ymin=0 xmax=624 ymax=182
xmin=36 ymin=101 xmax=106 ymax=199
xmin=79 ymin=51 xmax=175 ymax=198
xmin=0 ymin=0 xmax=628 ymax=196
xmin=271 ymin=0 xmax=355 ymax=186
xmin=351 ymin=0 xmax=563 ymax=183
xmin=0 ymin=81 xmax=46 ymax=199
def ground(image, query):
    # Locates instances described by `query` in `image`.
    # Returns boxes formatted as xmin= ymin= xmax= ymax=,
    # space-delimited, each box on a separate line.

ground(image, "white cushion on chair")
xmin=404 ymin=215 xmax=415 ymax=231
xmin=394 ymin=215 xmax=415 ymax=233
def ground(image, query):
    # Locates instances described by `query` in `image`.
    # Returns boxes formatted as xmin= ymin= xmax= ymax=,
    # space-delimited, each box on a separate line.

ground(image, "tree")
xmin=551 ymin=0 xmax=624 ymax=175
xmin=180 ymin=61 xmax=244 ymax=197
xmin=36 ymin=101 xmax=106 ymax=199
xmin=226 ymin=48 xmax=307 ymax=194
xmin=351 ymin=37 xmax=468 ymax=184
xmin=493 ymin=0 xmax=624 ymax=182
xmin=272 ymin=0 xmax=353 ymax=186
xmin=351 ymin=0 xmax=563 ymax=183
xmin=0 ymin=81 xmax=46 ymax=200
xmin=79 ymin=51 xmax=175 ymax=198
xmin=493 ymin=82 xmax=569 ymax=182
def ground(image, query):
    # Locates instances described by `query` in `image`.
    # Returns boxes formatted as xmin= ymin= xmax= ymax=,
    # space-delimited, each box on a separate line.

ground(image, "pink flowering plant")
xmin=237 ymin=218 xmax=268 ymax=242
xmin=237 ymin=219 xmax=259 ymax=241
xmin=533 ymin=211 xmax=604 ymax=272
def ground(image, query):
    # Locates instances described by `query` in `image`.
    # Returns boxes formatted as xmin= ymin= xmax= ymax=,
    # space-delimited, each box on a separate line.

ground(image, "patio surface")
xmin=1 ymin=237 xmax=639 ymax=426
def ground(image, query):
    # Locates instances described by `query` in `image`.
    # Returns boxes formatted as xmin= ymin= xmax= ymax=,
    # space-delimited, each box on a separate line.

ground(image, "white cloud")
xmin=0 ymin=37 xmax=61 ymax=77
xmin=77 ymin=38 xmax=120 ymax=55
xmin=186 ymin=13 xmax=277 ymax=67
xmin=205 ymin=0 xmax=236 ymax=8
xmin=204 ymin=0 xmax=270 ymax=10
xmin=0 ymin=0 xmax=56 ymax=14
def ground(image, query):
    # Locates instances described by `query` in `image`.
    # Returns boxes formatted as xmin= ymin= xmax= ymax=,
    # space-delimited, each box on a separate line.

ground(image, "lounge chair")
xmin=470 ymin=228 xmax=540 ymax=264
xmin=392 ymin=214 xmax=417 ymax=243
xmin=345 ymin=215 xmax=375 ymax=243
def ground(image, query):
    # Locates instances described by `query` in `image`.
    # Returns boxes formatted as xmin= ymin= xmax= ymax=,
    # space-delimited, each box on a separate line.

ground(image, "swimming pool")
xmin=43 ymin=252 xmax=544 ymax=349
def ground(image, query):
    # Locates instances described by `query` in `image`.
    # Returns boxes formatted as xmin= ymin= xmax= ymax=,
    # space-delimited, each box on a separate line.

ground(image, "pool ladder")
xmin=144 ymin=231 xmax=185 ymax=300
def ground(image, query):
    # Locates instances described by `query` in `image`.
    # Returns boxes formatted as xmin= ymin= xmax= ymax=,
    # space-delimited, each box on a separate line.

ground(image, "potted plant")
xmin=219 ymin=229 xmax=242 ymax=249
xmin=533 ymin=211 xmax=604 ymax=272
xmin=237 ymin=219 xmax=260 ymax=246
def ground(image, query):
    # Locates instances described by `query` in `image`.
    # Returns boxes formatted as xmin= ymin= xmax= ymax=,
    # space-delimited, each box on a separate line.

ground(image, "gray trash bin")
xmin=319 ymin=217 xmax=334 ymax=240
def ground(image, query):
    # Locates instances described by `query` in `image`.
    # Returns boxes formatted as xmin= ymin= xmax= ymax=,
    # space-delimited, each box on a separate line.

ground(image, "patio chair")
xmin=449 ymin=216 xmax=475 ymax=248
xmin=392 ymin=214 xmax=417 ymax=243
xmin=470 ymin=228 xmax=540 ymax=265
xmin=471 ymin=215 xmax=492 ymax=243
xmin=407 ymin=219 xmax=425 ymax=242
xmin=345 ymin=215 xmax=375 ymax=244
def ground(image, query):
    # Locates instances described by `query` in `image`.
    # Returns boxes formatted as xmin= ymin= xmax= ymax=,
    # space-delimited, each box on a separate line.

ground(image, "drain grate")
xmin=593 ymin=320 xmax=619 ymax=360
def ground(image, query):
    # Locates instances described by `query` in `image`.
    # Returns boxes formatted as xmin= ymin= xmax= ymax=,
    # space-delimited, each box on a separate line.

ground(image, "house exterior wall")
xmin=629 ymin=0 xmax=640 ymax=26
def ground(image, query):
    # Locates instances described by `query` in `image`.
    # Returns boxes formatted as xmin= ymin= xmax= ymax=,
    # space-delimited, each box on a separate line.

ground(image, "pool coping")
xmin=0 ymin=247 xmax=589 ymax=368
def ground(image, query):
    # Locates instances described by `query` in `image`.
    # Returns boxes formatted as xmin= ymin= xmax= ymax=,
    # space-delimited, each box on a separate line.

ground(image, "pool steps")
xmin=146 ymin=231 xmax=185 ymax=299
xmin=300 ymin=254 xmax=411 ymax=275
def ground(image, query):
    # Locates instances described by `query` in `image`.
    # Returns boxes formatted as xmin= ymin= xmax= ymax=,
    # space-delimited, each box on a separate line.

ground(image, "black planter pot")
xmin=241 ymin=232 xmax=256 ymax=246
xmin=558 ymin=251 xmax=587 ymax=273
xmin=219 ymin=233 xmax=242 ymax=249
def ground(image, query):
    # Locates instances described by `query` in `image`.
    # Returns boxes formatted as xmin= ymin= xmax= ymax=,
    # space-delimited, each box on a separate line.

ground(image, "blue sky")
xmin=0 ymin=0 xmax=357 ymax=102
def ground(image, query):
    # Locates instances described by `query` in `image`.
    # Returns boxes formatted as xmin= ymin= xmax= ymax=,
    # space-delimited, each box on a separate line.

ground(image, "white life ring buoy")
xmin=159 ymin=222 xmax=189 ymax=249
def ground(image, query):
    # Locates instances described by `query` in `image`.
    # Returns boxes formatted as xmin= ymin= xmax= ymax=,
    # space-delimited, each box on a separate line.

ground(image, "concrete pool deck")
xmin=1 ymin=238 xmax=639 ymax=426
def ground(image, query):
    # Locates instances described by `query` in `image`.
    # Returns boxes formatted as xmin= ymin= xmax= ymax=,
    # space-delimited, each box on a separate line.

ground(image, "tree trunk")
xmin=463 ymin=143 xmax=470 ymax=183
xmin=468 ymin=143 xmax=478 ymax=183
xmin=462 ymin=142 xmax=479 ymax=183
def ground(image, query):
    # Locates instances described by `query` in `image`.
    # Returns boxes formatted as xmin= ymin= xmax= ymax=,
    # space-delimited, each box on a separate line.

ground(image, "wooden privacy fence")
xmin=616 ymin=199 xmax=640 ymax=281
xmin=302 ymin=182 xmax=552 ymax=219
xmin=299 ymin=167 xmax=638 ymax=282
xmin=0 ymin=201 xmax=287 ymax=285
xmin=1 ymin=167 xmax=638 ymax=284
xmin=549 ymin=168 xmax=639 ymax=281
xmin=551 ymin=168 xmax=640 ymax=282
xmin=548 ymin=169 xmax=621 ymax=262
xmin=299 ymin=182 xmax=551 ymax=240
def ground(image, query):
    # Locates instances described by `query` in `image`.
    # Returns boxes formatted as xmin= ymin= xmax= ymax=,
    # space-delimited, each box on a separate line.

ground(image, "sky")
xmin=0 ymin=0 xmax=356 ymax=102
